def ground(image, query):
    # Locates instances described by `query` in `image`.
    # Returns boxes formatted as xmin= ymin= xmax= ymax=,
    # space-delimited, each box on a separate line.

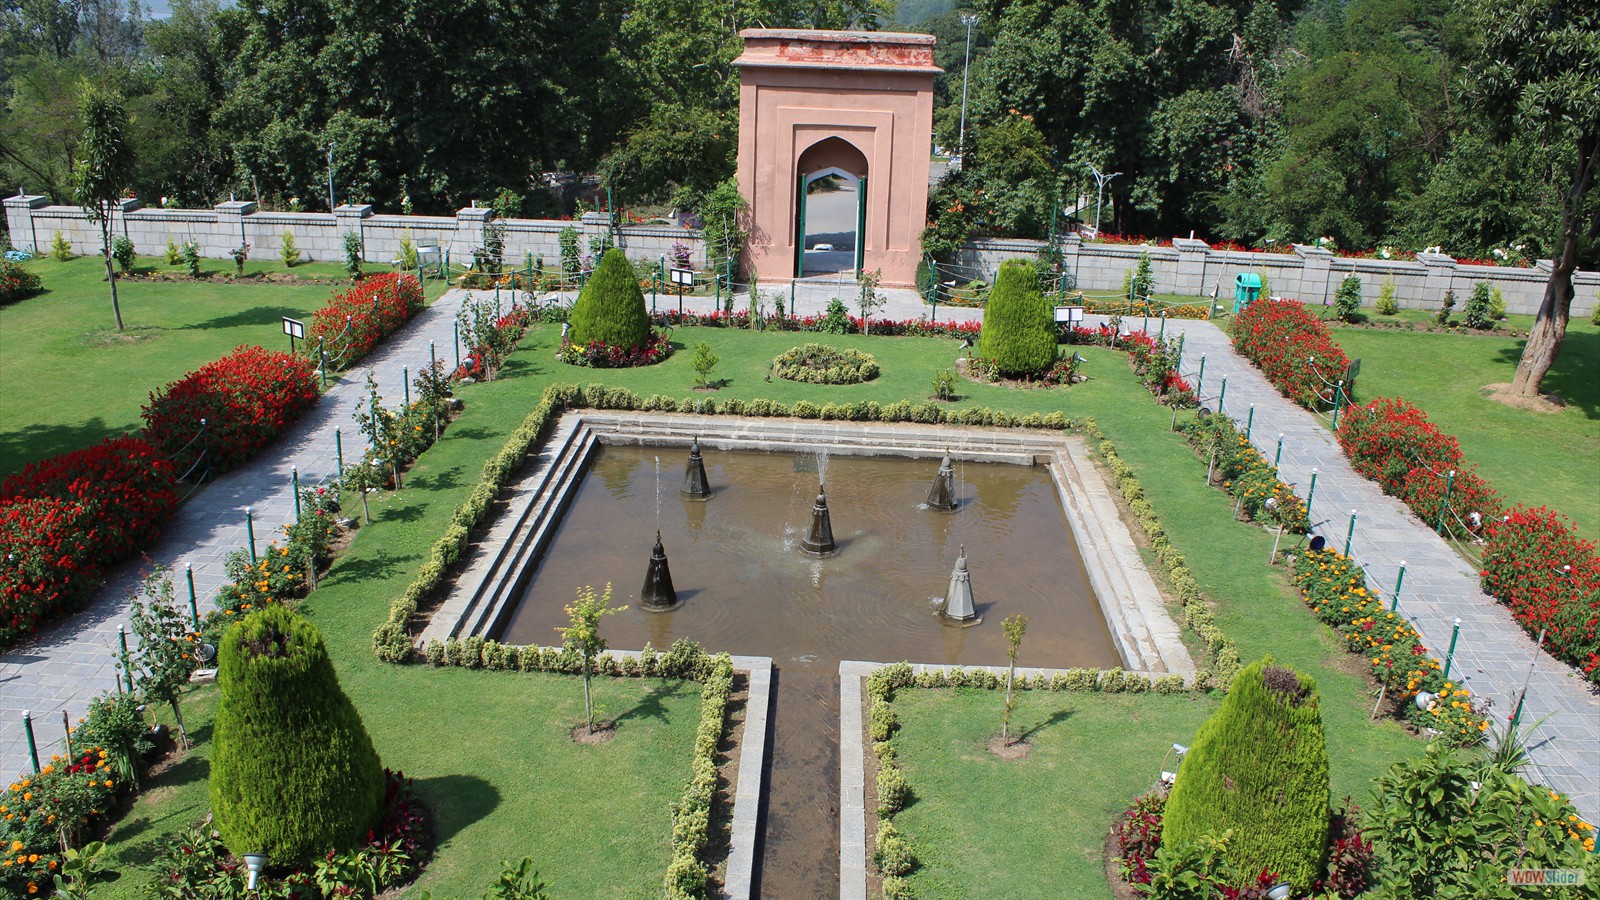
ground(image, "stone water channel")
xmin=499 ymin=445 xmax=1123 ymax=895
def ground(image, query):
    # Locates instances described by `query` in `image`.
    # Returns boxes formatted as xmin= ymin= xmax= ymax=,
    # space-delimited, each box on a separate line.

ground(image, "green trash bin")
xmin=1234 ymin=273 xmax=1263 ymax=313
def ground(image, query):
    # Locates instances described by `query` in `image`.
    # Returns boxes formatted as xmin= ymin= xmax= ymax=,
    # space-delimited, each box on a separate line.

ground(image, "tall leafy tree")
xmin=72 ymin=80 xmax=136 ymax=330
xmin=1468 ymin=0 xmax=1600 ymax=398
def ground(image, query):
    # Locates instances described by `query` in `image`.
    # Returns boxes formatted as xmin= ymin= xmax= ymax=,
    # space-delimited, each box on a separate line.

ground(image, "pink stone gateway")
xmin=733 ymin=29 xmax=940 ymax=288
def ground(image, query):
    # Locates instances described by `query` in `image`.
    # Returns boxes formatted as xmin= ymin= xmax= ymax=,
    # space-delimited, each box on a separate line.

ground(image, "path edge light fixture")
xmin=244 ymin=852 xmax=268 ymax=890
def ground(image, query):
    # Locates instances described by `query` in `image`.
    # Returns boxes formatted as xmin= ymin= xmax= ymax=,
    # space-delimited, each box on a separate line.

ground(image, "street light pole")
xmin=325 ymin=142 xmax=336 ymax=212
xmin=957 ymin=13 xmax=979 ymax=164
xmin=1085 ymin=163 xmax=1121 ymax=238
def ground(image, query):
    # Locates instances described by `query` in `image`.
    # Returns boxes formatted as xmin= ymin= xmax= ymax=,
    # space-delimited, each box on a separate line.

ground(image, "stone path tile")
xmin=1 ymin=289 xmax=472 ymax=775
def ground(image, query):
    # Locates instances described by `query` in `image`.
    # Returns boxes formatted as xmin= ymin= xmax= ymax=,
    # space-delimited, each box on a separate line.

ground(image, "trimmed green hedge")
xmin=211 ymin=604 xmax=385 ymax=867
xmin=1162 ymin=657 xmax=1331 ymax=892
xmin=977 ymin=259 xmax=1056 ymax=377
xmin=568 ymin=248 xmax=650 ymax=349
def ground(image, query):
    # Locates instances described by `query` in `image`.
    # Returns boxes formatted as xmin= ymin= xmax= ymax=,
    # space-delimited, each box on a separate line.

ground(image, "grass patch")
xmin=0 ymin=256 xmax=447 ymax=476
xmin=892 ymin=691 xmax=1217 ymax=899
xmin=1328 ymin=314 xmax=1600 ymax=539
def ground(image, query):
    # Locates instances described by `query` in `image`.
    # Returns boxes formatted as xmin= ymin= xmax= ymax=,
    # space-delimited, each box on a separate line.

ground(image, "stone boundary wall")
xmin=9 ymin=192 xmax=1592 ymax=316
xmin=3 ymin=194 xmax=708 ymax=271
xmin=952 ymin=235 xmax=1597 ymax=318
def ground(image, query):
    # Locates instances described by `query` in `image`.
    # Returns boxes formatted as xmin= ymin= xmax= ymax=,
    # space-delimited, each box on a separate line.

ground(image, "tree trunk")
xmin=104 ymin=218 xmax=124 ymax=331
xmin=582 ymin=657 xmax=594 ymax=734
xmin=1002 ymin=659 xmax=1016 ymax=746
xmin=170 ymin=698 xmax=189 ymax=750
xmin=1510 ymin=133 xmax=1596 ymax=397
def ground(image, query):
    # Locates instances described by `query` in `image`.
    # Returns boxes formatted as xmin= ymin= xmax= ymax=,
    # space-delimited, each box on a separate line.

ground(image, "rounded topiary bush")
xmin=977 ymin=259 xmax=1057 ymax=377
xmin=568 ymin=248 xmax=650 ymax=350
xmin=1161 ymin=657 xmax=1330 ymax=892
xmin=773 ymin=343 xmax=880 ymax=384
xmin=209 ymin=604 xmax=385 ymax=866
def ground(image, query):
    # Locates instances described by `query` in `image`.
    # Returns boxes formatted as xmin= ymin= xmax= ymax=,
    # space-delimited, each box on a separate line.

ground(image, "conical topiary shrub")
xmin=977 ymin=259 xmax=1056 ymax=377
xmin=568 ymin=247 xmax=650 ymax=350
xmin=209 ymin=604 xmax=385 ymax=866
xmin=1161 ymin=657 xmax=1331 ymax=892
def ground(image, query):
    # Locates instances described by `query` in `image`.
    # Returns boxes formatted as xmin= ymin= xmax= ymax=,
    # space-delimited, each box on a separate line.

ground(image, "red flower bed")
xmin=648 ymin=309 xmax=984 ymax=339
xmin=143 ymin=345 xmax=319 ymax=475
xmin=1482 ymin=507 xmax=1600 ymax=684
xmin=0 ymin=497 xmax=99 ymax=645
xmin=1336 ymin=398 xmax=1501 ymax=538
xmin=1230 ymin=299 xmax=1351 ymax=409
xmin=307 ymin=273 xmax=424 ymax=369
xmin=1 ymin=435 xmax=178 ymax=564
xmin=0 ymin=259 xmax=44 ymax=305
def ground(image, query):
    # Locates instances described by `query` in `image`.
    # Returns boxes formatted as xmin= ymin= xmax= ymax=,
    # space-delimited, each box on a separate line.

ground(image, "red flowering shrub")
xmin=649 ymin=308 xmax=985 ymax=339
xmin=0 ymin=497 xmax=99 ymax=645
xmin=143 ymin=345 xmax=319 ymax=475
xmin=1114 ymin=789 xmax=1166 ymax=885
xmin=306 ymin=273 xmax=424 ymax=370
xmin=0 ymin=259 xmax=44 ymax=305
xmin=1336 ymin=398 xmax=1501 ymax=539
xmin=557 ymin=330 xmax=674 ymax=368
xmin=1230 ymin=299 xmax=1351 ymax=409
xmin=1 ymin=435 xmax=178 ymax=564
xmin=1482 ymin=507 xmax=1600 ymax=684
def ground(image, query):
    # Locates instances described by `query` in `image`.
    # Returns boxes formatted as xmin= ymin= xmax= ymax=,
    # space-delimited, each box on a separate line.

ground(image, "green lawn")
xmin=892 ymin=691 xmax=1218 ymax=899
xmin=76 ymin=313 xmax=1435 ymax=897
xmin=1328 ymin=312 xmax=1600 ymax=540
xmin=0 ymin=255 xmax=448 ymax=476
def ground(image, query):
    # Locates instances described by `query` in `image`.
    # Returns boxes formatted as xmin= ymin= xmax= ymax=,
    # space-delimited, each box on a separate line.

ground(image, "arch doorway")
xmin=796 ymin=138 xmax=869 ymax=277
xmin=734 ymin=29 xmax=939 ymax=287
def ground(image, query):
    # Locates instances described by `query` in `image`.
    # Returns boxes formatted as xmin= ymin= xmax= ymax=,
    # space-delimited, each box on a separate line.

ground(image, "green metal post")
xmin=244 ymin=507 xmax=258 ymax=563
xmin=403 ymin=367 xmax=410 ymax=409
xmin=1390 ymin=562 xmax=1406 ymax=612
xmin=318 ymin=338 xmax=327 ymax=388
xmin=23 ymin=711 xmax=38 ymax=773
xmin=292 ymin=466 xmax=301 ymax=520
xmin=453 ymin=320 xmax=461 ymax=371
xmin=1307 ymin=469 xmax=1319 ymax=514
xmin=1332 ymin=380 xmax=1344 ymax=429
xmin=1158 ymin=313 xmax=1166 ymax=342
xmin=1176 ymin=334 xmax=1185 ymax=370
xmin=117 ymin=625 xmax=134 ymax=692
xmin=1274 ymin=434 xmax=1284 ymax=469
xmin=1436 ymin=470 xmax=1455 ymax=534
xmin=1195 ymin=355 xmax=1206 ymax=403
xmin=335 ymin=429 xmax=345 ymax=482
xmin=1218 ymin=376 xmax=1228 ymax=415
xmin=1345 ymin=510 xmax=1357 ymax=556
xmin=1245 ymin=404 xmax=1255 ymax=440
xmin=185 ymin=563 xmax=199 ymax=629
xmin=1443 ymin=618 xmax=1461 ymax=679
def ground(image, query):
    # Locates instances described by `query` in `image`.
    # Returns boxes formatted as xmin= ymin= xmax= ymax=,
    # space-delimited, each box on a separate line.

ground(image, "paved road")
xmin=6 ymin=281 xmax=1594 ymax=823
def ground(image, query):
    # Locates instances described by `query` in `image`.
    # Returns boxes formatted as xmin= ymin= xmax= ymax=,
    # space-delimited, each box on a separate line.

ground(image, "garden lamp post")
xmin=325 ymin=142 xmax=336 ymax=212
xmin=1086 ymin=164 xmax=1120 ymax=238
xmin=956 ymin=13 xmax=979 ymax=164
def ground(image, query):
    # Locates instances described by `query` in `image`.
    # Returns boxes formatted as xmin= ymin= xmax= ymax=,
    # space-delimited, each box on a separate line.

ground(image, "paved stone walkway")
xmin=7 ymin=279 xmax=1595 ymax=823
xmin=1 ymin=288 xmax=472 ymax=773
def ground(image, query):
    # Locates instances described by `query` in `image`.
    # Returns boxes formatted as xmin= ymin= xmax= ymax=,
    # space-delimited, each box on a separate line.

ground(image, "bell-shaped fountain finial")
xmin=926 ymin=455 xmax=956 ymax=510
xmin=941 ymin=544 xmax=978 ymax=622
xmin=801 ymin=483 xmax=838 ymax=556
xmin=680 ymin=438 xmax=711 ymax=500
xmin=641 ymin=530 xmax=680 ymax=611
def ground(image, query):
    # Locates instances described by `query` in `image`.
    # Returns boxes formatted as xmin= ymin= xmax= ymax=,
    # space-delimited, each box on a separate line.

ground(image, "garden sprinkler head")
xmin=1415 ymin=691 xmax=1437 ymax=711
xmin=1160 ymin=770 xmax=1177 ymax=786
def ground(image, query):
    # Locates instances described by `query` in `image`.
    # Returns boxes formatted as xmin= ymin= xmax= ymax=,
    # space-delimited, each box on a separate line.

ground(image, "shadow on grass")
xmin=190 ymin=305 xmax=313 ymax=331
xmin=415 ymin=774 xmax=500 ymax=847
xmin=1015 ymin=707 xmax=1074 ymax=743
xmin=332 ymin=549 xmax=421 ymax=583
xmin=1494 ymin=328 xmax=1600 ymax=419
xmin=405 ymin=467 xmax=463 ymax=492
xmin=445 ymin=426 xmax=501 ymax=442
xmin=612 ymin=679 xmax=680 ymax=728
xmin=379 ymin=503 xmax=427 ymax=524
xmin=0 ymin=415 xmax=122 ymax=476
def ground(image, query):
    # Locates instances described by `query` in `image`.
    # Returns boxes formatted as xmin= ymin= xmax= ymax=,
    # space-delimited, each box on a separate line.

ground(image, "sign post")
xmin=670 ymin=267 xmax=694 ymax=316
xmin=282 ymin=316 xmax=306 ymax=354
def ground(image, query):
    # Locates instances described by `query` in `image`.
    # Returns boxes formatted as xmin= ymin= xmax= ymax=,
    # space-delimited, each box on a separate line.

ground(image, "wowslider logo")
xmin=1506 ymin=868 xmax=1587 ymax=886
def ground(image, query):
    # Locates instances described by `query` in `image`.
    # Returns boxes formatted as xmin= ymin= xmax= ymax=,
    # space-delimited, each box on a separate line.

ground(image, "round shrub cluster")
xmin=772 ymin=343 xmax=880 ymax=384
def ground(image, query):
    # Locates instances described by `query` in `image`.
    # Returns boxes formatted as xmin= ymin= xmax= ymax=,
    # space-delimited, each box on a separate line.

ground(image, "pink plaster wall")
xmin=734 ymin=30 xmax=939 ymax=287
